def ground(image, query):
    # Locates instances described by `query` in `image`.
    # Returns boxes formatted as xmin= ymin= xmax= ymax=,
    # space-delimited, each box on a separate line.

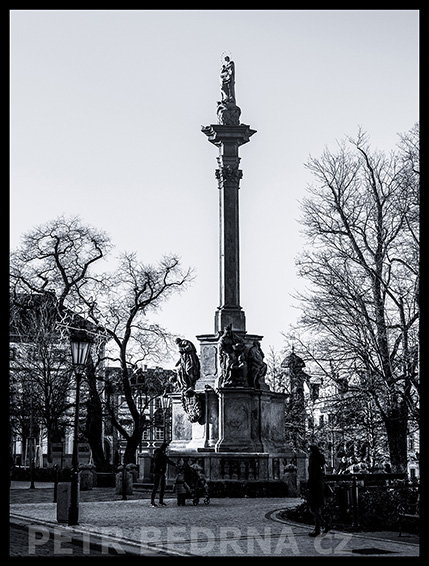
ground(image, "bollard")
xmin=56 ymin=483 xmax=70 ymax=523
xmin=56 ymin=482 xmax=80 ymax=523
xmin=122 ymin=464 xmax=127 ymax=501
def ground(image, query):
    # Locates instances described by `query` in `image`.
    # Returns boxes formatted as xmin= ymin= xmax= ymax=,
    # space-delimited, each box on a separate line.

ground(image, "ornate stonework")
xmin=180 ymin=389 xmax=204 ymax=424
xmin=215 ymin=165 xmax=243 ymax=188
xmin=217 ymin=101 xmax=241 ymax=126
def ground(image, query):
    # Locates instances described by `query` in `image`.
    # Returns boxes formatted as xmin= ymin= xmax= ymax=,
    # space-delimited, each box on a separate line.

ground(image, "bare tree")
xmin=10 ymin=293 xmax=75 ymax=465
xmin=10 ymin=215 xmax=112 ymax=315
xmin=82 ymin=251 xmax=194 ymax=464
xmin=294 ymin=125 xmax=419 ymax=473
xmin=10 ymin=216 xmax=112 ymax=465
xmin=265 ymin=347 xmax=288 ymax=394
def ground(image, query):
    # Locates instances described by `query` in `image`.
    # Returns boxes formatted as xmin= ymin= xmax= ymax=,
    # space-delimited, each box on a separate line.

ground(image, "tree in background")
xmin=293 ymin=125 xmax=419 ymax=473
xmin=10 ymin=293 xmax=74 ymax=466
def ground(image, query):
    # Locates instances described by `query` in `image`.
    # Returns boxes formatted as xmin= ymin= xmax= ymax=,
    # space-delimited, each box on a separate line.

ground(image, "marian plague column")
xmin=168 ymin=56 xmax=294 ymax=479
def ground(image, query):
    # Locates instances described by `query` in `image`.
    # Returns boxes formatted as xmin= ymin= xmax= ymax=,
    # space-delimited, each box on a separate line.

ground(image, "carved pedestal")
xmin=169 ymin=393 xmax=193 ymax=451
xmin=216 ymin=387 xmax=263 ymax=452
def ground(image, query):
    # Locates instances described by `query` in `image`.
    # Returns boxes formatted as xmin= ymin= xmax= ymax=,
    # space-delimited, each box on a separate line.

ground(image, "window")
xmin=154 ymin=427 xmax=164 ymax=441
xmin=142 ymin=428 xmax=150 ymax=441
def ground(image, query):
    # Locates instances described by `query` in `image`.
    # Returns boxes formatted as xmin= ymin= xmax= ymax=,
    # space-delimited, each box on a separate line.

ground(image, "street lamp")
xmin=68 ymin=329 xmax=91 ymax=526
xmin=159 ymin=390 xmax=171 ymax=442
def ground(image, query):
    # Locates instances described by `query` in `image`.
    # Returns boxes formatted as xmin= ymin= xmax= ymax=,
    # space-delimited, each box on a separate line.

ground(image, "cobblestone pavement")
xmin=10 ymin=483 xmax=420 ymax=557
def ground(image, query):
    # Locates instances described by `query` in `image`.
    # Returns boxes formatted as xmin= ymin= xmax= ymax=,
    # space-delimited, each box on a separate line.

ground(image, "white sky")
xmin=10 ymin=9 xmax=419 ymax=364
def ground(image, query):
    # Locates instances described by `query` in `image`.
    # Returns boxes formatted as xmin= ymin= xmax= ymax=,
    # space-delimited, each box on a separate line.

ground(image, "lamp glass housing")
xmin=70 ymin=332 xmax=91 ymax=368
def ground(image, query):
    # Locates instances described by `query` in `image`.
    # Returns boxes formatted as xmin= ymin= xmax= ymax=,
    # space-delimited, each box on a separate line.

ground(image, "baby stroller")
xmin=187 ymin=464 xmax=210 ymax=505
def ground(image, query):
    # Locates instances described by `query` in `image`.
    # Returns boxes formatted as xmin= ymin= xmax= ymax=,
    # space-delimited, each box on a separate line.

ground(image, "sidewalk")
xmin=10 ymin=483 xmax=420 ymax=557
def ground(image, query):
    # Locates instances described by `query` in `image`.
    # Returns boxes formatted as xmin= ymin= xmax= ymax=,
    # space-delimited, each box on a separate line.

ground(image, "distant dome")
xmin=281 ymin=349 xmax=305 ymax=370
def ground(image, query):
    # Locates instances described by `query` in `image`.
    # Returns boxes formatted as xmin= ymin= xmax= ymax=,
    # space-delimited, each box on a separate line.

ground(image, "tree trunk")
xmin=84 ymin=361 xmax=109 ymax=470
xmin=383 ymin=402 xmax=408 ymax=473
xmin=123 ymin=416 xmax=146 ymax=465
xmin=124 ymin=432 xmax=140 ymax=465
xmin=85 ymin=397 xmax=108 ymax=470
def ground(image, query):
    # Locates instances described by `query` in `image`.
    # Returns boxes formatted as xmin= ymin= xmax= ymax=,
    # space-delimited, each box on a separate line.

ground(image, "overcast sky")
xmin=10 ymin=9 xmax=419 ymax=363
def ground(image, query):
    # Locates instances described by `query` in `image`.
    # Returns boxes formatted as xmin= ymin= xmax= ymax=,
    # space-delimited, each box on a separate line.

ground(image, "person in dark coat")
xmin=150 ymin=443 xmax=176 ymax=507
xmin=307 ymin=444 xmax=329 ymax=536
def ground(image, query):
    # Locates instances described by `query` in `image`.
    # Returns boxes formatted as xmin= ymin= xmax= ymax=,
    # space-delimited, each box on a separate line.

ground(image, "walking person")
xmin=307 ymin=444 xmax=329 ymax=536
xmin=150 ymin=443 xmax=176 ymax=507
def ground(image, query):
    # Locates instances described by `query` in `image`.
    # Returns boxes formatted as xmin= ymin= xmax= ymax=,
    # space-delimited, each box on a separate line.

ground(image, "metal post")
xmin=121 ymin=452 xmax=127 ymax=501
xmin=29 ymin=440 xmax=36 ymax=489
xmin=53 ymin=464 xmax=59 ymax=502
xmin=68 ymin=372 xmax=81 ymax=526
xmin=29 ymin=392 xmax=35 ymax=489
xmin=351 ymin=475 xmax=359 ymax=528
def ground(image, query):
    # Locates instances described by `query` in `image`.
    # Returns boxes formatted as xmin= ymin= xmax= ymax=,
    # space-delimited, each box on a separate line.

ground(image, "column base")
xmin=214 ymin=306 xmax=246 ymax=334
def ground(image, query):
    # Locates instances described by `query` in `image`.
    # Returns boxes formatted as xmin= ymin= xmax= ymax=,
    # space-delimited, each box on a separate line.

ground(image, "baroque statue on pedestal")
xmin=174 ymin=337 xmax=200 ymax=391
xmin=217 ymin=326 xmax=269 ymax=390
xmin=217 ymin=53 xmax=241 ymax=126
xmin=170 ymin=337 xmax=203 ymax=423
xmin=220 ymin=55 xmax=236 ymax=104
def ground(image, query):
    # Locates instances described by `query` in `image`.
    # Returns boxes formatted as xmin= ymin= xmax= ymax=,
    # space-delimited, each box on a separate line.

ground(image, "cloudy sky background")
xmin=10 ymin=10 xmax=419 ymax=363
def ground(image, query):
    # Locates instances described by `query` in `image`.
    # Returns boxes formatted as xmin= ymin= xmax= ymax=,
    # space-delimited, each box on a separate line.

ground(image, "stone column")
xmin=202 ymin=123 xmax=256 ymax=334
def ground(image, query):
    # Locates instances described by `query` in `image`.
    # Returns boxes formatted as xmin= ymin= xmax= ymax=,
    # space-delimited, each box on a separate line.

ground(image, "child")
xmin=174 ymin=464 xmax=190 ymax=506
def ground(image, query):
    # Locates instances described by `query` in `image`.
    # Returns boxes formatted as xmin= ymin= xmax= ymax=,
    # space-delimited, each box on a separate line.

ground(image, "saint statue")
xmin=220 ymin=55 xmax=236 ymax=104
xmin=218 ymin=325 xmax=247 ymax=387
xmin=174 ymin=338 xmax=200 ymax=391
xmin=247 ymin=340 xmax=269 ymax=389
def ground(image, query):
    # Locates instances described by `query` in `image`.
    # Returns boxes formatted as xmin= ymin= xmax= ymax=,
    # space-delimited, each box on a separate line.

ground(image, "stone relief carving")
xmin=200 ymin=344 xmax=217 ymax=376
xmin=181 ymin=388 xmax=204 ymax=424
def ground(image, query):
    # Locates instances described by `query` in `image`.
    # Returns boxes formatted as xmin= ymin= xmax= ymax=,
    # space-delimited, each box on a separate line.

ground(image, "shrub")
xmin=281 ymin=481 xmax=419 ymax=534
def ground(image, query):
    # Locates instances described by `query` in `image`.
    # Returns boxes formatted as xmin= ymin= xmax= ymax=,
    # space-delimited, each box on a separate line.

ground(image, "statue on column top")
xmin=220 ymin=55 xmax=236 ymax=104
xmin=217 ymin=53 xmax=241 ymax=126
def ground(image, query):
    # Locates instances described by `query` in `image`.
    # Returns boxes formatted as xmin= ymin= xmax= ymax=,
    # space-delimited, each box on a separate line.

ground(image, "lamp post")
xmin=68 ymin=329 xmax=91 ymax=526
xmin=159 ymin=390 xmax=170 ymax=442
xmin=121 ymin=444 xmax=127 ymax=501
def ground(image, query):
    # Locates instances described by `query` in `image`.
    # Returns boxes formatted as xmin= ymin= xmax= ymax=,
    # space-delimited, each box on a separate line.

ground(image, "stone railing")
xmin=165 ymin=452 xmax=291 ymax=483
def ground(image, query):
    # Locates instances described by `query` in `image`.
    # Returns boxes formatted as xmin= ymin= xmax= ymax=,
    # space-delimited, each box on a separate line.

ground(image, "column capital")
xmin=215 ymin=166 xmax=243 ymax=189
